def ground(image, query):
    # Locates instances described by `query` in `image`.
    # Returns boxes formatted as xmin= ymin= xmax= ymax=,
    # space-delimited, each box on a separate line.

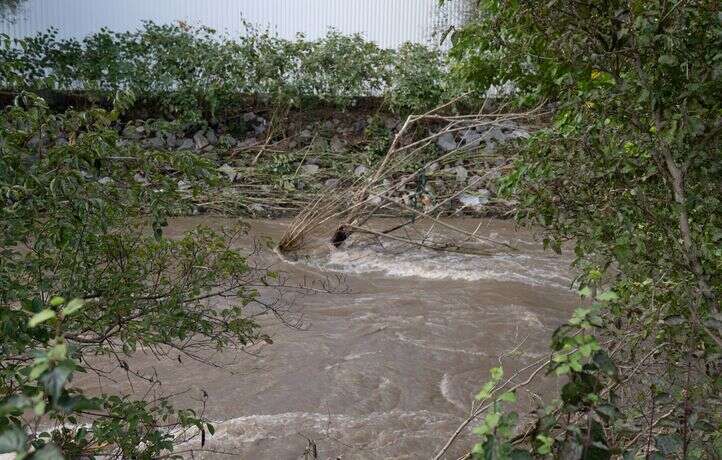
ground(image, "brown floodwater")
xmin=78 ymin=217 xmax=579 ymax=459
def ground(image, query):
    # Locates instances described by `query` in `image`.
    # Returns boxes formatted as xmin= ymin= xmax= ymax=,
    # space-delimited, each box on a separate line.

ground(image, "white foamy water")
xmin=310 ymin=243 xmax=573 ymax=289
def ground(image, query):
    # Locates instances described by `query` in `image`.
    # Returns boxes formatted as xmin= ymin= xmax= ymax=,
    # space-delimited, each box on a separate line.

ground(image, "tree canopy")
xmin=443 ymin=0 xmax=721 ymax=458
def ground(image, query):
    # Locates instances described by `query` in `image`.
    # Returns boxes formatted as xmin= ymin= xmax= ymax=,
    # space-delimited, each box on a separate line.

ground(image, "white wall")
xmin=0 ymin=0 xmax=472 ymax=48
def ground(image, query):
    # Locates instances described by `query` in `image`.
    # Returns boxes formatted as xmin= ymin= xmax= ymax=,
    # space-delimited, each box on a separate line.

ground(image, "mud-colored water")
xmin=79 ymin=217 xmax=578 ymax=459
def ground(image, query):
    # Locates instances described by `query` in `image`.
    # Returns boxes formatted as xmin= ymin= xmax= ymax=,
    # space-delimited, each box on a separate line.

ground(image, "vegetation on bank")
xmin=0 ymin=22 xmax=458 ymax=120
xmin=437 ymin=1 xmax=721 ymax=458
xmin=0 ymin=94 xmax=286 ymax=458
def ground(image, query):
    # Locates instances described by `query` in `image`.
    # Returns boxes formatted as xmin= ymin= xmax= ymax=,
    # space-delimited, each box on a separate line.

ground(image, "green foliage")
xmin=0 ymin=94 xmax=277 ymax=457
xmin=448 ymin=0 xmax=722 ymax=458
xmin=471 ymin=368 xmax=523 ymax=459
xmin=386 ymin=43 xmax=447 ymax=114
xmin=0 ymin=22 xmax=458 ymax=120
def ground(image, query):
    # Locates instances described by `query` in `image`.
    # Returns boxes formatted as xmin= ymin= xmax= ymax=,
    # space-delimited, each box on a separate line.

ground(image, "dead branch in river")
xmin=277 ymin=98 xmax=548 ymax=257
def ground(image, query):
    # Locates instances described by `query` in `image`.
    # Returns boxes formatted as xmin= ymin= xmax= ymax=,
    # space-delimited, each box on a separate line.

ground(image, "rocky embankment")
xmin=46 ymin=109 xmax=531 ymax=217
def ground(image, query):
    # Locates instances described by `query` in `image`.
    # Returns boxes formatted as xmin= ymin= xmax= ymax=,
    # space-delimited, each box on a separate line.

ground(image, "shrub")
xmin=0 ymin=93 xmax=279 ymax=457
xmin=443 ymin=0 xmax=722 ymax=458
xmin=0 ymin=23 xmax=460 ymax=119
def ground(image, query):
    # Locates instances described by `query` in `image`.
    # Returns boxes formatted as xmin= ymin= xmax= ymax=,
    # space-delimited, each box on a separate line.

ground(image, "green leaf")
xmin=499 ymin=391 xmax=517 ymax=403
xmin=49 ymin=296 xmax=65 ymax=307
xmin=595 ymin=404 xmax=620 ymax=421
xmin=596 ymin=291 xmax=618 ymax=302
xmin=490 ymin=366 xmax=504 ymax=380
xmin=510 ymin=450 xmax=534 ymax=460
xmin=56 ymin=394 xmax=100 ymax=413
xmin=555 ymin=364 xmax=570 ymax=375
xmin=485 ymin=412 xmax=501 ymax=429
xmin=61 ymin=298 xmax=85 ymax=316
xmin=592 ymin=350 xmax=617 ymax=377
xmin=29 ymin=309 xmax=56 ymax=328
xmin=40 ymin=365 xmax=73 ymax=403
xmin=655 ymin=434 xmax=682 ymax=455
xmin=658 ymin=54 xmax=677 ymax=66
xmin=476 ymin=381 xmax=496 ymax=400
xmin=0 ymin=427 xmax=27 ymax=454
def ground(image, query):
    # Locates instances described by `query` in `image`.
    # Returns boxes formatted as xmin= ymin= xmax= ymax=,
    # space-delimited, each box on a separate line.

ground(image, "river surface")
xmin=79 ymin=217 xmax=578 ymax=459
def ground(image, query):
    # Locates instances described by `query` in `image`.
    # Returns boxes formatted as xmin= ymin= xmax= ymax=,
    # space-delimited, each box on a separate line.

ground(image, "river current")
xmin=78 ymin=217 xmax=578 ymax=459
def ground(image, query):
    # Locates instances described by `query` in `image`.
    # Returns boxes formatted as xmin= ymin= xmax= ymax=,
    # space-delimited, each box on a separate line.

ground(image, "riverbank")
xmin=97 ymin=108 xmax=532 ymax=219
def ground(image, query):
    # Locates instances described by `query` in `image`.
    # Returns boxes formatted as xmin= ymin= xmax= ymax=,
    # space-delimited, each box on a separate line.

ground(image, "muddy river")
xmin=79 ymin=217 xmax=578 ymax=459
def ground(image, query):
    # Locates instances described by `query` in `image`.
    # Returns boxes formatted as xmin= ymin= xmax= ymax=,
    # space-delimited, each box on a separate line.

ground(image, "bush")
xmin=443 ymin=0 xmax=722 ymax=458
xmin=0 ymin=22 xmax=459 ymax=119
xmin=0 ymin=93 xmax=279 ymax=457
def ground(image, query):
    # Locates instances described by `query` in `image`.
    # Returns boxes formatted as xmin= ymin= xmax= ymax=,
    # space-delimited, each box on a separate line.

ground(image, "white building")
xmin=0 ymin=0 xmax=472 ymax=48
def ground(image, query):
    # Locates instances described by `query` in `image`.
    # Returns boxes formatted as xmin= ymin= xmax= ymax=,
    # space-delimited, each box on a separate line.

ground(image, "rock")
xmin=54 ymin=137 xmax=69 ymax=147
xmin=428 ymin=162 xmax=440 ymax=172
xmin=324 ymin=178 xmax=340 ymax=188
xmin=177 ymin=180 xmax=192 ymax=192
xmin=193 ymin=131 xmax=210 ymax=150
xmin=354 ymin=165 xmax=369 ymax=177
xmin=165 ymin=132 xmax=177 ymax=148
xmin=249 ymin=203 xmax=265 ymax=213
xmin=98 ymin=176 xmax=114 ymax=185
xmin=299 ymin=129 xmax=313 ymax=142
xmin=330 ymin=136 xmax=347 ymax=153
xmin=218 ymin=163 xmax=238 ymax=182
xmin=458 ymin=190 xmax=490 ymax=209
xmin=25 ymin=135 xmax=42 ymax=149
xmin=480 ymin=126 xmax=505 ymax=143
xmin=384 ymin=117 xmax=398 ymax=130
xmin=454 ymin=165 xmax=468 ymax=183
xmin=206 ymin=129 xmax=218 ymax=145
xmin=352 ymin=119 xmax=367 ymax=134
xmin=322 ymin=121 xmax=334 ymax=131
xmin=300 ymin=164 xmax=320 ymax=175
xmin=143 ymin=136 xmax=165 ymax=149
xmin=239 ymin=137 xmax=257 ymax=148
xmin=509 ymin=129 xmax=530 ymax=139
xmin=177 ymin=138 xmax=194 ymax=150
xmin=306 ymin=157 xmax=321 ymax=165
xmin=133 ymin=173 xmax=149 ymax=186
xmin=252 ymin=117 xmax=268 ymax=135
xmin=498 ymin=120 xmax=519 ymax=131
xmin=311 ymin=137 xmax=329 ymax=151
xmin=122 ymin=124 xmax=144 ymax=139
xmin=436 ymin=132 xmax=457 ymax=152
xmin=461 ymin=130 xmax=482 ymax=148
xmin=468 ymin=175 xmax=483 ymax=187
xmin=242 ymin=112 xmax=257 ymax=122
xmin=218 ymin=134 xmax=238 ymax=147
